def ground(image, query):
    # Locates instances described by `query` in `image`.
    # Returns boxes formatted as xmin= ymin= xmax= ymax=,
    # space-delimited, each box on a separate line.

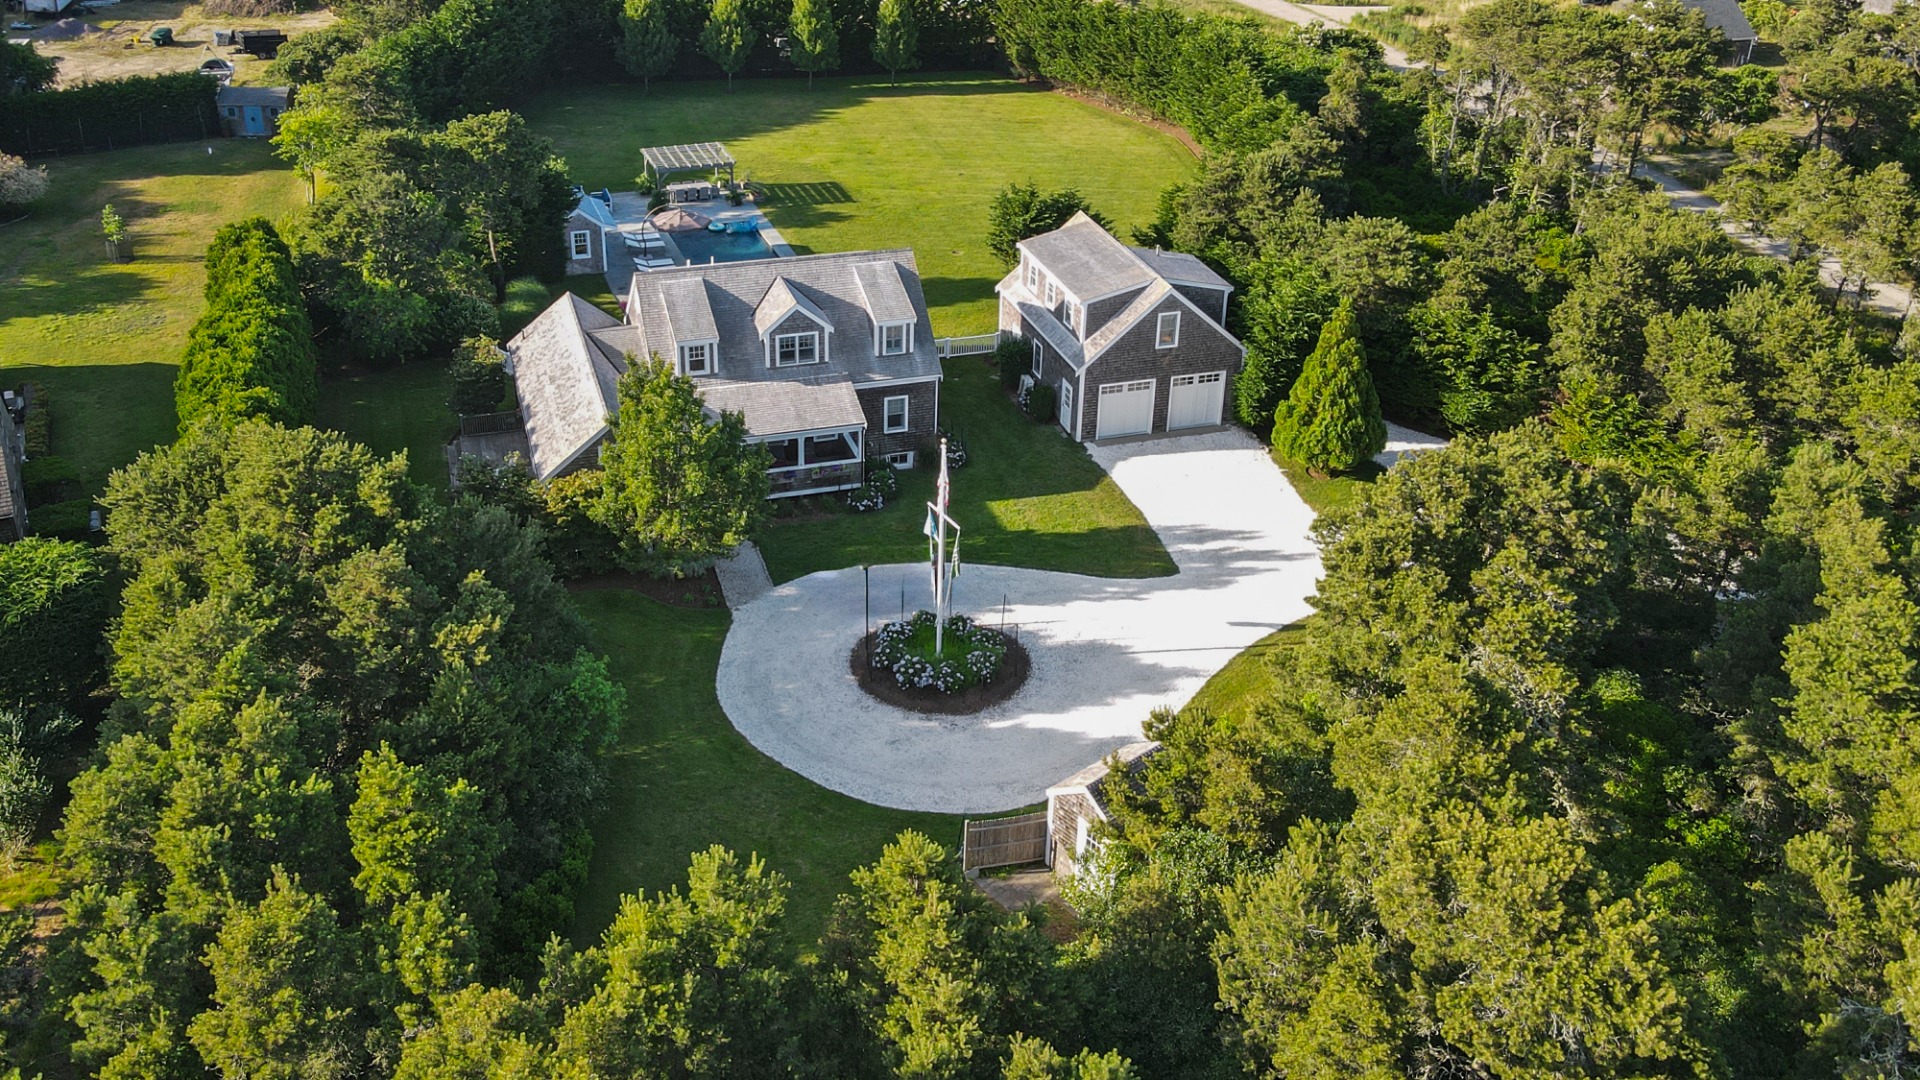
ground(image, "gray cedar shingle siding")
xmin=564 ymin=209 xmax=606 ymax=276
xmin=857 ymin=380 xmax=939 ymax=459
xmin=1084 ymin=292 xmax=1243 ymax=437
xmin=1048 ymin=791 xmax=1097 ymax=873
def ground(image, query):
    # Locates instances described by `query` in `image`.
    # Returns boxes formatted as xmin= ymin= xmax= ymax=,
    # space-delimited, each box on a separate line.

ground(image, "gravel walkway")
xmin=713 ymin=542 xmax=774 ymax=608
xmin=714 ymin=429 xmax=1322 ymax=813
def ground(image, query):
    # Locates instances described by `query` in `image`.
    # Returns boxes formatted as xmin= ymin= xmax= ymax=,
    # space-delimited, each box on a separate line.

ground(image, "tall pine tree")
xmin=1271 ymin=299 xmax=1386 ymax=474
xmin=617 ymin=0 xmax=678 ymax=91
xmin=788 ymin=0 xmax=839 ymax=88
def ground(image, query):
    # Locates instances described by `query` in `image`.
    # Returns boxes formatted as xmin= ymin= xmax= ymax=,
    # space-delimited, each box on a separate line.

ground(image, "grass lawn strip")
xmin=522 ymin=73 xmax=1196 ymax=335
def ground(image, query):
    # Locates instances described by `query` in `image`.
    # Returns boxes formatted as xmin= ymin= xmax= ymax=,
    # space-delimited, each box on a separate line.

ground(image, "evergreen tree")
xmin=788 ymin=0 xmax=840 ymax=88
xmin=984 ymin=182 xmax=1108 ymax=267
xmin=1271 ymin=299 xmax=1386 ymax=474
xmin=617 ymin=0 xmax=678 ymax=91
xmin=593 ymin=356 xmax=771 ymax=577
xmin=872 ymin=0 xmax=919 ymax=85
xmin=699 ymin=0 xmax=755 ymax=92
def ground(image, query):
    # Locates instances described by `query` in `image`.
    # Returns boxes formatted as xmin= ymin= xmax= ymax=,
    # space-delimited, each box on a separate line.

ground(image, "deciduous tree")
xmin=872 ymin=0 xmax=919 ymax=85
xmin=617 ymin=0 xmax=677 ymax=90
xmin=699 ymin=0 xmax=755 ymax=91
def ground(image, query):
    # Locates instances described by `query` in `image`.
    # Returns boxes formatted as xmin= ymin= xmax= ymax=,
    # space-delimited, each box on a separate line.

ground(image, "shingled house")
xmin=997 ymin=212 xmax=1244 ymax=442
xmin=504 ymin=249 xmax=942 ymax=497
xmin=0 ymin=393 xmax=27 ymax=542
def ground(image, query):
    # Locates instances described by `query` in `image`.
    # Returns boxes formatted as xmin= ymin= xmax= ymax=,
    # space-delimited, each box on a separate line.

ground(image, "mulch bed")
xmin=850 ymin=631 xmax=1032 ymax=716
xmin=566 ymin=567 xmax=726 ymax=609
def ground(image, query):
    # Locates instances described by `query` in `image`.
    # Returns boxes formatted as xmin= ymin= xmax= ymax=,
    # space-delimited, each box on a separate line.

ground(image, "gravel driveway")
xmin=714 ymin=428 xmax=1323 ymax=814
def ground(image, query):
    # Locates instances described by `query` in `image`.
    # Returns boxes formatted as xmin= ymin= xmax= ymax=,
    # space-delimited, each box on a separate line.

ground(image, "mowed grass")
xmin=570 ymin=589 xmax=964 ymax=944
xmin=759 ymin=357 xmax=1174 ymax=584
xmin=522 ymin=73 xmax=1197 ymax=334
xmin=1182 ymin=622 xmax=1307 ymax=723
xmin=315 ymin=361 xmax=458 ymax=489
xmin=1271 ymin=452 xmax=1382 ymax=517
xmin=0 ymin=139 xmax=304 ymax=491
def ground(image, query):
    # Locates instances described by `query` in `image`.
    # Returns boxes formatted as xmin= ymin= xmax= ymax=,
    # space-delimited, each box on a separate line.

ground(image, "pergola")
xmin=640 ymin=142 xmax=736 ymax=188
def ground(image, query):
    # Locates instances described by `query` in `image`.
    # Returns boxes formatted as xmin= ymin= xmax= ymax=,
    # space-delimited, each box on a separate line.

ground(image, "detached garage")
xmin=1168 ymin=371 xmax=1227 ymax=431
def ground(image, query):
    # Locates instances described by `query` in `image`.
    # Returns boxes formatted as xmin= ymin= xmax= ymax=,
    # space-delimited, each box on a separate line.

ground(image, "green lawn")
xmin=315 ymin=361 xmax=458 ymax=489
xmin=0 ymin=140 xmax=305 ymax=492
xmin=522 ymin=73 xmax=1197 ymax=335
xmin=1271 ymin=452 xmax=1382 ymax=517
xmin=571 ymin=588 xmax=965 ymax=944
xmin=759 ymin=357 xmax=1175 ymax=584
xmin=1182 ymin=622 xmax=1307 ymax=723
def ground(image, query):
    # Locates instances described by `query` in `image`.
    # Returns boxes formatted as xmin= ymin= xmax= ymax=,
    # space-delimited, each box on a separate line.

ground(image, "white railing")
xmin=935 ymin=331 xmax=1004 ymax=359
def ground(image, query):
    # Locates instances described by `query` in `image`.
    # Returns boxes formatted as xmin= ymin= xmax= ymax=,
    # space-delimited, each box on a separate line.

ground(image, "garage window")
xmin=1156 ymin=311 xmax=1180 ymax=349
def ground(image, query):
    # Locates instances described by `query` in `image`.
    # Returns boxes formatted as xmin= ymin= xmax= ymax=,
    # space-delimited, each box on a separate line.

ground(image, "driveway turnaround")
xmin=715 ymin=429 xmax=1323 ymax=814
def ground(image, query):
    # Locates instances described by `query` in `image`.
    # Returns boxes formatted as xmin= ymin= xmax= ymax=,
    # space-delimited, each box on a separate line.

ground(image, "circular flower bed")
xmin=852 ymin=610 xmax=1029 ymax=715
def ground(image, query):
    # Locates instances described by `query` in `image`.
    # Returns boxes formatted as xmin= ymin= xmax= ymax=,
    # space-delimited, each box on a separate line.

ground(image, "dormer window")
xmin=881 ymin=323 xmax=908 ymax=355
xmin=1045 ymin=280 xmax=1059 ymax=306
xmin=774 ymin=332 xmax=819 ymax=367
xmin=1062 ymin=304 xmax=1077 ymax=332
xmin=680 ymin=341 xmax=712 ymax=375
xmin=1025 ymin=261 xmax=1039 ymax=290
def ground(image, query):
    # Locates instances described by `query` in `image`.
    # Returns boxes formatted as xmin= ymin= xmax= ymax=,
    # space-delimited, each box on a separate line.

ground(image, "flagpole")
xmin=934 ymin=437 xmax=949 ymax=657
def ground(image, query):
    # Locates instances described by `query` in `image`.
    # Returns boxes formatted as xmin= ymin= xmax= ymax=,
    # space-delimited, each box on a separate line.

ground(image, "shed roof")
xmin=1127 ymin=245 xmax=1232 ymax=292
xmin=1046 ymin=742 xmax=1161 ymax=816
xmin=1680 ymin=0 xmax=1756 ymax=42
xmin=641 ymin=141 xmax=735 ymax=174
xmin=702 ymin=375 xmax=867 ymax=437
xmin=216 ymin=85 xmax=291 ymax=108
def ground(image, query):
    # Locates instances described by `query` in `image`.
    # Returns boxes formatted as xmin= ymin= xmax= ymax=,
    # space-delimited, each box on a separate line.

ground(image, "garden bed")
xmin=850 ymin=617 xmax=1031 ymax=716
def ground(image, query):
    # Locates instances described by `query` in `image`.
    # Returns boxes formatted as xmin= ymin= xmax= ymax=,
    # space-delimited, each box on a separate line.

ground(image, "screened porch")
xmin=759 ymin=427 xmax=864 ymax=497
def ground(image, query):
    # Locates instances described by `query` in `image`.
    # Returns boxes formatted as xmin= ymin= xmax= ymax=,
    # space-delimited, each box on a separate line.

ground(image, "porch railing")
xmin=935 ymin=331 xmax=1004 ymax=359
xmin=767 ymin=460 xmax=863 ymax=496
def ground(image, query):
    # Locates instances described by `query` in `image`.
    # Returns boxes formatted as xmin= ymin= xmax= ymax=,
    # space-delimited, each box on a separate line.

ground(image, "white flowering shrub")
xmin=869 ymin=610 xmax=1009 ymax=694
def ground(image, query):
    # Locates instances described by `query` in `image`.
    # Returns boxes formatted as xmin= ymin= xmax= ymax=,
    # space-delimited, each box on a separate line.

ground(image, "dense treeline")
xmin=51 ymin=421 xmax=626 ymax=1075
xmin=174 ymin=218 xmax=319 ymax=433
xmin=0 ymin=72 xmax=216 ymax=157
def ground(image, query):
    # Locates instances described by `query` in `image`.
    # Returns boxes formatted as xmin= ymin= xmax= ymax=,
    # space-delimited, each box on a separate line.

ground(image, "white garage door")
xmin=1168 ymin=371 xmax=1227 ymax=430
xmin=1096 ymin=379 xmax=1155 ymax=440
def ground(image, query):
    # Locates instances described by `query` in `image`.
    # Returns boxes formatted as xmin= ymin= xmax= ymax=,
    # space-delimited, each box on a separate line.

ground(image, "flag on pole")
xmin=936 ymin=439 xmax=951 ymax=516
xmin=923 ymin=506 xmax=936 ymax=537
xmin=950 ymin=531 xmax=960 ymax=579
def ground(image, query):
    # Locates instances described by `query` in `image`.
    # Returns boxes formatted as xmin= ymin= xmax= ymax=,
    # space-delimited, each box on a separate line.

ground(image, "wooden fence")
xmin=961 ymin=811 xmax=1048 ymax=873
xmin=936 ymin=332 xmax=1003 ymax=359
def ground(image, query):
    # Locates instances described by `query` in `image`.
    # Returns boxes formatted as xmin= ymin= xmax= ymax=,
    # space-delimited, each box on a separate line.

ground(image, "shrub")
xmin=870 ymin=611 xmax=1010 ymax=693
xmin=0 ymin=72 xmax=217 ymax=157
xmin=943 ymin=432 xmax=969 ymax=468
xmin=449 ymin=337 xmax=509 ymax=415
xmin=536 ymin=470 xmax=622 ymax=580
xmin=1025 ymin=382 xmax=1057 ymax=423
xmin=20 ymin=455 xmax=79 ymax=505
xmin=847 ymin=455 xmax=900 ymax=512
xmin=175 ymin=218 xmax=318 ymax=433
xmin=0 ymin=538 xmax=112 ymax=710
xmin=20 ymin=387 xmax=48 ymax=457
xmin=0 ymin=153 xmax=49 ymax=217
xmin=996 ymin=335 xmax=1032 ymax=390
xmin=0 ymin=725 xmax=47 ymax=873
xmin=28 ymin=500 xmax=92 ymax=540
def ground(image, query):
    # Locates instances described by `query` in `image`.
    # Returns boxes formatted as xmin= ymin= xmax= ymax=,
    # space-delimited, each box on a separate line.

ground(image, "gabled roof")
xmin=1083 ymin=280 xmax=1175 ymax=357
xmin=1017 ymin=211 xmax=1156 ymax=301
xmin=754 ymin=277 xmax=833 ymax=339
xmin=1046 ymin=742 xmax=1161 ymax=820
xmin=506 ymin=293 xmax=625 ymax=481
xmin=623 ymin=251 xmax=942 ymax=439
xmin=853 ymin=261 xmax=916 ymax=324
xmin=661 ymin=278 xmax=720 ymax=344
xmin=570 ymin=194 xmax=617 ymax=230
xmin=1679 ymin=0 xmax=1756 ymax=41
xmin=1128 ymin=246 xmax=1232 ymax=292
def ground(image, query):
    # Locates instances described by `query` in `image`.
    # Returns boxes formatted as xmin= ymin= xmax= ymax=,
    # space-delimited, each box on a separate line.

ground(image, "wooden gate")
xmin=961 ymin=812 xmax=1048 ymax=873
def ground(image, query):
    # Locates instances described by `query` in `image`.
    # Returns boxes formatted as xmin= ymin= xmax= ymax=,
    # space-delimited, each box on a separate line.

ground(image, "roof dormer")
xmin=755 ymin=277 xmax=833 ymax=367
xmin=853 ymin=261 xmax=917 ymax=357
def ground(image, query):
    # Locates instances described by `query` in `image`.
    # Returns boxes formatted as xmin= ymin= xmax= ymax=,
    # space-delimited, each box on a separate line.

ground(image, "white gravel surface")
xmin=714 ymin=429 xmax=1323 ymax=813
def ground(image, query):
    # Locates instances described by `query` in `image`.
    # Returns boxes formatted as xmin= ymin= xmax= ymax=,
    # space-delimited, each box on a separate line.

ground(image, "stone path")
xmin=714 ymin=429 xmax=1322 ymax=814
xmin=714 ymin=541 xmax=774 ymax=608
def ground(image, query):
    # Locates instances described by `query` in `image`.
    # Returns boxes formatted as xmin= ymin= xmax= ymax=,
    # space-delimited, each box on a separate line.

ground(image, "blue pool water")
xmin=674 ymin=225 xmax=776 ymax=264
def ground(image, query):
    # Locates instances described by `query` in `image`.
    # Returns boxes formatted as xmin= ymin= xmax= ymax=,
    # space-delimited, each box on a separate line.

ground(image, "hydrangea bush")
xmin=870 ymin=610 xmax=1008 ymax=693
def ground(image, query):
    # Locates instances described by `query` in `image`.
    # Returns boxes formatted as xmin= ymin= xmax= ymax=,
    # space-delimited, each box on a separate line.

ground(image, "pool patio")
xmin=588 ymin=189 xmax=796 ymax=296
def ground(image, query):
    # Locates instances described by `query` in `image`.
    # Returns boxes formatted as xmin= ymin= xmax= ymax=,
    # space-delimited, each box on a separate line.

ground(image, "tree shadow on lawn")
xmin=0 ymin=362 xmax=176 ymax=491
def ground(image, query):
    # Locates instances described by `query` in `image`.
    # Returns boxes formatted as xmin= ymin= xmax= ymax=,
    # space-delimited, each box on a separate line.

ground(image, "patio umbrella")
xmin=649 ymin=207 xmax=711 ymax=232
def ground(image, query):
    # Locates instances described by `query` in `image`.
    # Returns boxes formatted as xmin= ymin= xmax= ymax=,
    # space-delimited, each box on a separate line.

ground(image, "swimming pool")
xmin=674 ymin=225 xmax=777 ymax=265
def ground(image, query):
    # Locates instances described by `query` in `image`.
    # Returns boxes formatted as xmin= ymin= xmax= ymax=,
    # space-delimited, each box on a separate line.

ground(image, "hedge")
xmin=991 ymin=0 xmax=1360 ymax=153
xmin=0 ymin=72 xmax=218 ymax=157
xmin=0 ymin=537 xmax=111 ymax=709
xmin=175 ymin=218 xmax=318 ymax=432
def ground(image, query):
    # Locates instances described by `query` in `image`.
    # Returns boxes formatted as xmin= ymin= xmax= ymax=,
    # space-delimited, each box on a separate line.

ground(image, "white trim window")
xmin=883 ymin=394 xmax=910 ymax=434
xmin=884 ymin=450 xmax=916 ymax=469
xmin=774 ymin=331 xmax=819 ymax=367
xmin=679 ymin=341 xmax=712 ymax=375
xmin=1031 ymin=339 xmax=1044 ymax=377
xmin=1062 ymin=303 xmax=1077 ymax=332
xmin=569 ymin=230 xmax=592 ymax=259
xmin=881 ymin=322 xmax=908 ymax=356
xmin=1025 ymin=261 xmax=1040 ymax=290
xmin=1045 ymin=280 xmax=1059 ymax=307
xmin=1156 ymin=310 xmax=1180 ymax=349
